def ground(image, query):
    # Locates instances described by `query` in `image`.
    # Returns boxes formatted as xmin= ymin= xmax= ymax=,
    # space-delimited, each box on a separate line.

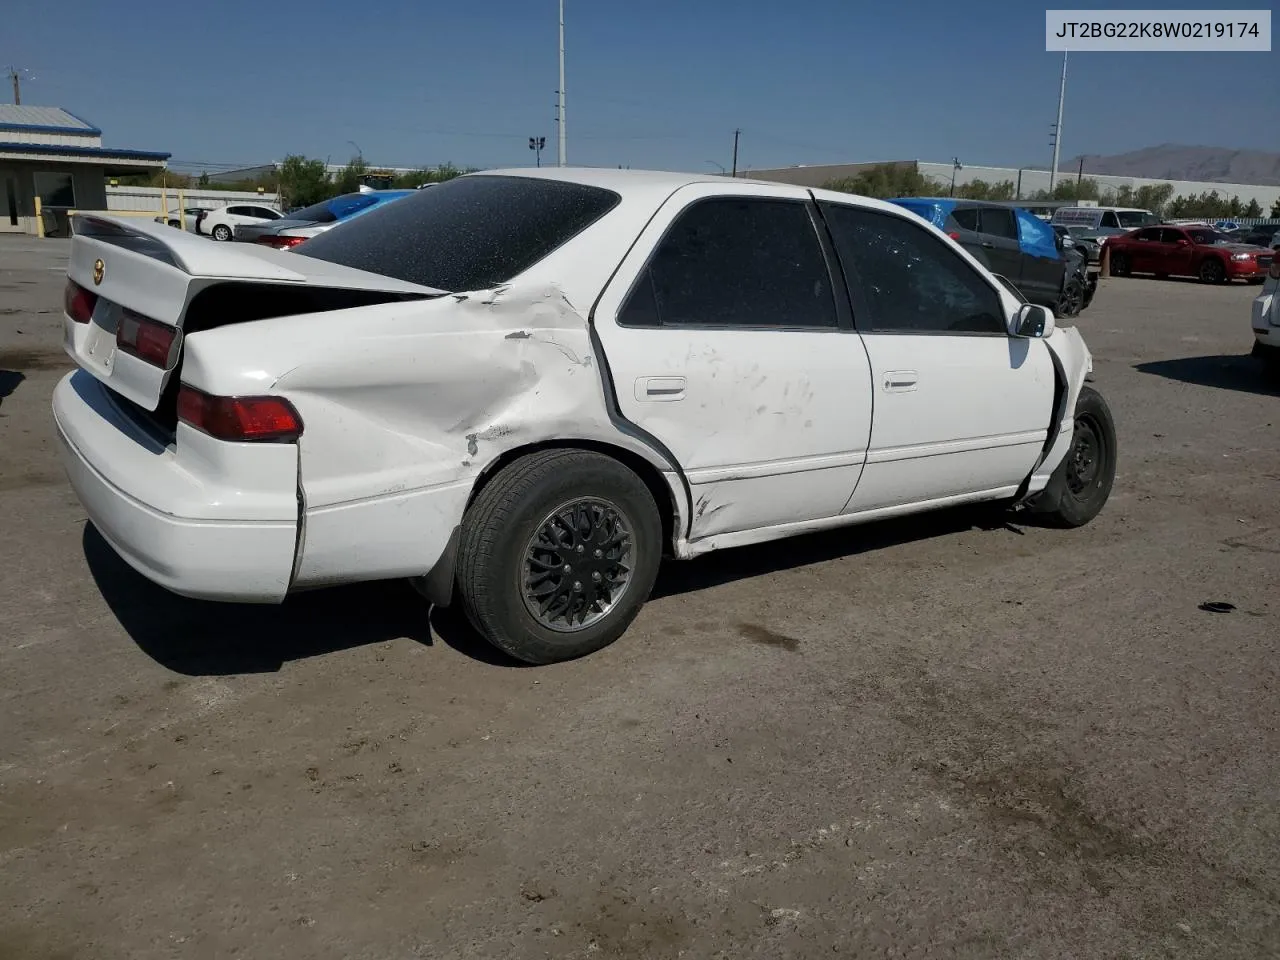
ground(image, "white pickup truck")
xmin=52 ymin=169 xmax=1116 ymax=664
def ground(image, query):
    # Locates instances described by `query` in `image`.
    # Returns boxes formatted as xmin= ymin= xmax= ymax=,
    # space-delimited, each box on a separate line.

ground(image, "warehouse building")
xmin=0 ymin=105 xmax=170 ymax=236
xmin=744 ymin=159 xmax=1280 ymax=211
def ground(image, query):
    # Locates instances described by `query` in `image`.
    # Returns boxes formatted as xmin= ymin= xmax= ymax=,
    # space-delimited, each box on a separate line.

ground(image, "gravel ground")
xmin=1 ymin=235 xmax=1278 ymax=960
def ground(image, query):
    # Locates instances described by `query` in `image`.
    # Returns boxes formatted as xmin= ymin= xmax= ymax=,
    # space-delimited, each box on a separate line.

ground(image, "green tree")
xmin=276 ymin=155 xmax=331 ymax=209
xmin=1132 ymin=183 xmax=1174 ymax=216
xmin=823 ymin=163 xmax=946 ymax=199
xmin=1243 ymin=198 xmax=1263 ymax=218
xmin=197 ymin=171 xmax=211 ymax=188
xmin=1271 ymin=198 xmax=1280 ymax=218
xmin=334 ymin=155 xmax=370 ymax=195
xmin=392 ymin=163 xmax=470 ymax=189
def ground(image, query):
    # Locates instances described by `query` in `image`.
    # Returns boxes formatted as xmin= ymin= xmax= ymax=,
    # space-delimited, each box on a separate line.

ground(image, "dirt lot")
xmin=2 ymin=234 xmax=1278 ymax=960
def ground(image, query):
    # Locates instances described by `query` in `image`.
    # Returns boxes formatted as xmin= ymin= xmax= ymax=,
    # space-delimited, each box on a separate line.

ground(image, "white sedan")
xmin=53 ymin=169 xmax=1117 ymax=664
xmin=1252 ymin=255 xmax=1280 ymax=372
xmin=198 ymin=203 xmax=282 ymax=241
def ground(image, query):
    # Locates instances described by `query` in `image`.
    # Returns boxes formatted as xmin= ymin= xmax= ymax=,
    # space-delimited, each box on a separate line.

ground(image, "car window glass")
xmin=1101 ymin=212 xmax=1120 ymax=228
xmin=951 ymin=208 xmax=980 ymax=232
xmin=820 ymin=203 xmax=1005 ymax=334
xmin=299 ymin=175 xmax=620 ymax=291
xmin=1162 ymin=228 xmax=1189 ymax=243
xmin=620 ymin=198 xmax=836 ymax=329
xmin=978 ymin=208 xmax=1018 ymax=239
xmin=1135 ymin=228 xmax=1163 ymax=241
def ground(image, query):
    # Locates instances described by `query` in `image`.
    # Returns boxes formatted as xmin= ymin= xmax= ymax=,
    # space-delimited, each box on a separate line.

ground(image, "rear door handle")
xmin=980 ymin=241 xmax=995 ymax=249
xmin=635 ymin=376 xmax=686 ymax=402
xmin=883 ymin=370 xmax=918 ymax=392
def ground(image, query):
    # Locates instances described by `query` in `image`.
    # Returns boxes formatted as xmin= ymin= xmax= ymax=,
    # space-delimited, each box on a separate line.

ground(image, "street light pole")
xmin=347 ymin=140 xmax=363 ymax=163
xmin=705 ymin=160 xmax=725 ymax=174
xmin=1049 ymin=51 xmax=1067 ymax=193
xmin=950 ymin=158 xmax=962 ymax=197
xmin=530 ymin=136 xmax=546 ymax=167
xmin=557 ymin=0 xmax=566 ymax=166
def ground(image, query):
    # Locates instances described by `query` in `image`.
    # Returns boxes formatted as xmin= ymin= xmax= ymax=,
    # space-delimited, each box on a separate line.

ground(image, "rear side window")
xmin=619 ymin=198 xmax=836 ymax=329
xmin=298 ymin=175 xmax=620 ymax=292
xmin=951 ymin=208 xmax=980 ymax=232
xmin=978 ymin=208 xmax=1017 ymax=240
xmin=821 ymin=203 xmax=1005 ymax=335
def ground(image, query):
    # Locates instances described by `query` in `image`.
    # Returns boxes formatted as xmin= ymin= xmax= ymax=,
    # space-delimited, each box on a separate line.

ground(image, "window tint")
xmin=1136 ymin=227 xmax=1164 ymax=241
xmin=950 ymin=208 xmax=980 ymax=232
xmin=326 ymin=193 xmax=380 ymax=221
xmin=226 ymin=206 xmax=249 ymax=216
xmin=821 ymin=203 xmax=1005 ymax=334
xmin=619 ymin=198 xmax=836 ymax=329
xmin=1117 ymin=210 xmax=1157 ymax=228
xmin=1162 ymin=228 xmax=1190 ymax=243
xmin=978 ymin=207 xmax=1018 ymax=240
xmin=1101 ymin=212 xmax=1120 ymax=228
xmin=299 ymin=175 xmax=620 ymax=292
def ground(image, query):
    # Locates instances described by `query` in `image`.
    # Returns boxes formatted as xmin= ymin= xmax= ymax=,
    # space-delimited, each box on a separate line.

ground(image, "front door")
xmin=1128 ymin=227 xmax=1167 ymax=273
xmin=817 ymin=200 xmax=1056 ymax=512
xmin=592 ymin=183 xmax=874 ymax=542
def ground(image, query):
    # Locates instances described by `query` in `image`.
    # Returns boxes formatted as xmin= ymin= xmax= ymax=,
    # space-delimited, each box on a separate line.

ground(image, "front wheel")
xmin=1028 ymin=385 xmax=1117 ymax=528
xmin=456 ymin=450 xmax=663 ymax=665
xmin=1199 ymin=258 xmax=1226 ymax=284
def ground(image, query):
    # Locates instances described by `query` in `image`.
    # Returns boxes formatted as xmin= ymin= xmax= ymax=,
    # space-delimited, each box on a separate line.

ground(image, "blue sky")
xmin=5 ymin=0 xmax=1276 ymax=174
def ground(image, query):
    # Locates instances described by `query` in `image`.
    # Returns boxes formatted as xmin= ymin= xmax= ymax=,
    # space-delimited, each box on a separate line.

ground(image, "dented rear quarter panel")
xmin=180 ymin=282 xmax=686 ymax=587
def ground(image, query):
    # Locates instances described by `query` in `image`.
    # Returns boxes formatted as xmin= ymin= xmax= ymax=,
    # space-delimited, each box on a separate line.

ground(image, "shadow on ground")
xmin=1134 ymin=354 xmax=1280 ymax=397
xmin=87 ymin=505 xmax=1024 ymax=676
xmin=0 ymin=369 xmax=24 ymax=406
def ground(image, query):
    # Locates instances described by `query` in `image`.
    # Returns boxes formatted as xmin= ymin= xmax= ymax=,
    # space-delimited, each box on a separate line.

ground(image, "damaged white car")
xmin=53 ymin=169 xmax=1117 ymax=664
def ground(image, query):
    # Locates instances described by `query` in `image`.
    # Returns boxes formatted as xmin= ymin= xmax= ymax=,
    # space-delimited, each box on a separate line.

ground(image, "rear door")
xmin=592 ymin=183 xmax=874 ymax=541
xmin=975 ymin=207 xmax=1024 ymax=287
xmin=1128 ymin=227 xmax=1166 ymax=273
xmin=948 ymin=207 xmax=990 ymax=267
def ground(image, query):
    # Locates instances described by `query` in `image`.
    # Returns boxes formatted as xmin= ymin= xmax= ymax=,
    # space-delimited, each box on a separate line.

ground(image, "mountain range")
xmin=1071 ymin=145 xmax=1280 ymax=186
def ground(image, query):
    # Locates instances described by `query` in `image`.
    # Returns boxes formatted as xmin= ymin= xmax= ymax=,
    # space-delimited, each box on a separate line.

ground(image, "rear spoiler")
xmin=70 ymin=213 xmax=443 ymax=295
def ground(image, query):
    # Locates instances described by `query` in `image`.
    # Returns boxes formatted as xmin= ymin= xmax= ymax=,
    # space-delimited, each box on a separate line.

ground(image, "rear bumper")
xmin=53 ymin=371 xmax=298 ymax=602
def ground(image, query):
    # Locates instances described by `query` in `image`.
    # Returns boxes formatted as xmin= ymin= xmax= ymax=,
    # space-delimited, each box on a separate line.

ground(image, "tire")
xmin=1199 ymin=258 xmax=1226 ymax=284
xmin=1109 ymin=251 xmax=1130 ymax=277
xmin=456 ymin=450 xmax=662 ymax=665
xmin=1055 ymin=277 xmax=1084 ymax=318
xmin=1028 ymin=385 xmax=1117 ymax=528
xmin=212 ymin=224 xmax=232 ymax=241
xmin=168 ymin=219 xmax=181 ymax=228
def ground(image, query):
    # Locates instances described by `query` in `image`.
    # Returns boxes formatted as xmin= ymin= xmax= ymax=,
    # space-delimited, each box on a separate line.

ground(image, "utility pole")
xmin=1049 ymin=51 xmax=1067 ymax=193
xmin=731 ymin=129 xmax=740 ymax=177
xmin=1076 ymin=155 xmax=1084 ymax=199
xmin=557 ymin=0 xmax=566 ymax=166
xmin=8 ymin=67 xmax=22 ymax=105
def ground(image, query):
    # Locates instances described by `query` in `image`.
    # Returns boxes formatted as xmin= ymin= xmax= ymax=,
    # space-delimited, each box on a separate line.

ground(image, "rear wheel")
xmin=1199 ymin=258 xmax=1226 ymax=284
xmin=1109 ymin=251 xmax=1130 ymax=277
xmin=456 ymin=450 xmax=662 ymax=665
xmin=1028 ymin=386 xmax=1117 ymax=528
xmin=212 ymin=224 xmax=232 ymax=241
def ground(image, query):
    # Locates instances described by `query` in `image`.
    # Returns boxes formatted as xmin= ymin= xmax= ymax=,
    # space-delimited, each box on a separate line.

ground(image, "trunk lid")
xmin=65 ymin=213 xmax=442 ymax=417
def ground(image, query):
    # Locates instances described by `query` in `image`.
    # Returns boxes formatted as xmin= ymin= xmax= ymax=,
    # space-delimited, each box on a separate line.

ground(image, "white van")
xmin=1051 ymin=206 xmax=1159 ymax=242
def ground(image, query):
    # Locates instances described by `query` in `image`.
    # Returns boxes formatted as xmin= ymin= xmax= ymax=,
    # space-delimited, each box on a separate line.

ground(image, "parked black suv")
xmin=890 ymin=198 xmax=1098 ymax=317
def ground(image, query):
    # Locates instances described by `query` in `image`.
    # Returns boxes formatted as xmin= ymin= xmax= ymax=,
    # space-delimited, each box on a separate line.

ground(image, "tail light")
xmin=177 ymin=386 xmax=303 ymax=442
xmin=64 ymin=279 xmax=98 ymax=324
xmin=116 ymin=310 xmax=177 ymax=367
xmin=947 ymin=232 xmax=961 ymax=241
xmin=256 ymin=235 xmax=307 ymax=249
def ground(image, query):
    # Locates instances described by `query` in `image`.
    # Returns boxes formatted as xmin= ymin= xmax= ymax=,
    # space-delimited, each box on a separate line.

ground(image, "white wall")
xmin=105 ymin=185 xmax=280 ymax=213
xmin=917 ymin=162 xmax=1280 ymax=210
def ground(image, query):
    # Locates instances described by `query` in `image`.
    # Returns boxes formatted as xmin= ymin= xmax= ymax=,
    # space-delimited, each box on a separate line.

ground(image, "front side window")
xmin=820 ymin=203 xmax=1005 ymax=335
xmin=1101 ymin=212 xmax=1121 ymax=228
xmin=1117 ymin=210 xmax=1157 ymax=228
xmin=619 ymin=198 xmax=836 ymax=329
xmin=1135 ymin=227 xmax=1164 ymax=242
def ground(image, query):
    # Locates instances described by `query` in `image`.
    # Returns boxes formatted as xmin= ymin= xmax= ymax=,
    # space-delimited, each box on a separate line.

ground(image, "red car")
xmin=1107 ymin=225 xmax=1274 ymax=284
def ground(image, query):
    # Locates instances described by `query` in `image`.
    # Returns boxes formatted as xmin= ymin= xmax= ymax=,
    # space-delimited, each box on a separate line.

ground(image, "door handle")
xmin=635 ymin=376 xmax=686 ymax=402
xmin=981 ymin=241 xmax=995 ymax=249
xmin=883 ymin=370 xmax=918 ymax=392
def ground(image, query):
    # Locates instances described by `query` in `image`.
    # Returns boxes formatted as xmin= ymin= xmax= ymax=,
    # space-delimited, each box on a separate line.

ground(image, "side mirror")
xmin=1012 ymin=303 xmax=1055 ymax=339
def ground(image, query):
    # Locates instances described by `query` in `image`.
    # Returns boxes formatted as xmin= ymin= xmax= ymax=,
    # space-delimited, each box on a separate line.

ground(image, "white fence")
xmin=105 ymin=185 xmax=280 ymax=214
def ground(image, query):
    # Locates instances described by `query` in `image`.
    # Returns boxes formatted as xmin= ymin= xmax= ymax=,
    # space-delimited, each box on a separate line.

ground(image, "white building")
xmin=0 ymin=105 xmax=170 ymax=235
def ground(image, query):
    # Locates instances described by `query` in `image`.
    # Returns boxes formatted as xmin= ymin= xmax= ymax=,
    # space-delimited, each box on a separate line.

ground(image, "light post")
xmin=705 ymin=160 xmax=726 ymax=174
xmin=347 ymin=140 xmax=363 ymax=164
xmin=950 ymin=158 xmax=963 ymax=197
xmin=529 ymin=136 xmax=546 ymax=167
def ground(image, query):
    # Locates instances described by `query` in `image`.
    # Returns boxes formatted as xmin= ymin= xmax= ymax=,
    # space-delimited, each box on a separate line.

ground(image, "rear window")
xmin=297 ymin=175 xmax=621 ymax=292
